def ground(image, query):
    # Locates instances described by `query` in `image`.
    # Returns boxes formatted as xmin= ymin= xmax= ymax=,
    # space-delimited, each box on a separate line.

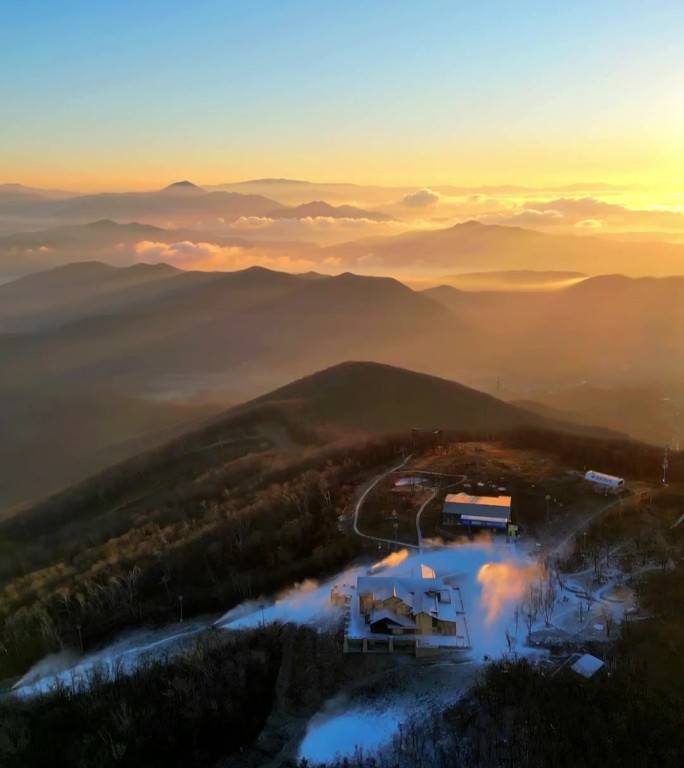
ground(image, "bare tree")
xmin=160 ymin=566 xmax=172 ymax=602
xmin=505 ymin=628 xmax=518 ymax=659
xmin=123 ymin=566 xmax=141 ymax=619
xmin=620 ymin=551 xmax=636 ymax=584
xmin=556 ymin=570 xmax=566 ymax=591
xmin=654 ymin=533 xmax=671 ymax=572
xmin=539 ymin=575 xmax=557 ymax=627
xmin=600 ymin=604 xmax=615 ymax=638
xmin=603 ymin=536 xmax=614 ymax=568
xmin=522 ymin=585 xmax=541 ymax=642
xmin=635 ymin=529 xmax=652 ymax=566
xmin=513 ymin=604 xmax=520 ymax=637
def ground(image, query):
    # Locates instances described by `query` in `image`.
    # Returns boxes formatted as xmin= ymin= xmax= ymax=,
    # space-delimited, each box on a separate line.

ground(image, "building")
xmin=332 ymin=565 xmax=471 ymax=656
xmin=584 ymin=470 xmax=625 ymax=493
xmin=441 ymin=493 xmax=511 ymax=531
xmin=570 ymin=653 xmax=605 ymax=678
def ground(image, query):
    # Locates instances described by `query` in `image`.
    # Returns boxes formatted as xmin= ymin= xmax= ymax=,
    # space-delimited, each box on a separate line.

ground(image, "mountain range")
xmin=0 ymin=181 xmax=393 ymax=238
xmin=327 ymin=220 xmax=684 ymax=276
xmin=0 ymin=258 xmax=682 ymax=511
xmin=0 ymin=360 xmax=623 ymax=512
xmin=4 ymin=215 xmax=684 ymax=283
xmin=3 ymin=262 xmax=684 ymax=398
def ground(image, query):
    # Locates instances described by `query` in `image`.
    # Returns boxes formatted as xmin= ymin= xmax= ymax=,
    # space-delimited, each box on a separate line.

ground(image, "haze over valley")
xmin=1 ymin=218 xmax=684 ymax=506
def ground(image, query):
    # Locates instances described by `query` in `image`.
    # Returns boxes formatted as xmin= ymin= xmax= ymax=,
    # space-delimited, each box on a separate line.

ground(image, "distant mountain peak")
xmin=82 ymin=219 xmax=164 ymax=232
xmin=84 ymin=219 xmax=118 ymax=228
xmin=267 ymin=200 xmax=393 ymax=222
xmin=454 ymin=220 xmax=484 ymax=229
xmin=161 ymin=180 xmax=204 ymax=193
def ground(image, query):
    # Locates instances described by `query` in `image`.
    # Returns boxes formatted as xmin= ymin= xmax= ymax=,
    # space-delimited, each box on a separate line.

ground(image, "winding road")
xmin=352 ymin=458 xmax=466 ymax=552
xmin=352 ymin=456 xmax=420 ymax=550
xmin=415 ymin=491 xmax=436 ymax=552
xmin=550 ymin=496 xmax=623 ymax=558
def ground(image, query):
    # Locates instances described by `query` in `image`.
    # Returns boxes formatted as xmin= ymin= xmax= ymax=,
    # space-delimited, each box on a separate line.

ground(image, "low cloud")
xmin=229 ymin=215 xmax=397 ymax=233
xmin=221 ymin=215 xmax=439 ymax=245
xmin=521 ymin=196 xmax=684 ymax=230
xmin=9 ymin=244 xmax=52 ymax=255
xmin=398 ymin=188 xmax=443 ymax=208
xmin=133 ymin=240 xmax=342 ymax=273
xmin=475 ymin=209 xmax=564 ymax=227
xmin=459 ymin=195 xmax=684 ymax=233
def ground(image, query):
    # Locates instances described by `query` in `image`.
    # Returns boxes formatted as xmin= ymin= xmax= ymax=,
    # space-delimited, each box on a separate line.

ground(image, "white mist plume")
xmin=17 ymin=538 xmax=542 ymax=699
xmin=369 ymin=548 xmax=411 ymax=571
xmin=477 ymin=561 xmax=541 ymax=625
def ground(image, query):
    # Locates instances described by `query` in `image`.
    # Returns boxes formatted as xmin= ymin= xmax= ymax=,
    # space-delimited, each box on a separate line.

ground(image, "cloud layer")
xmin=398 ymin=188 xmax=443 ymax=208
xmin=133 ymin=240 xmax=342 ymax=273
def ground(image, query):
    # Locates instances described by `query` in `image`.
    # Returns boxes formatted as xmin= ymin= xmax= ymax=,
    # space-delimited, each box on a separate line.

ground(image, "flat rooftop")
xmin=585 ymin=471 xmax=623 ymax=482
xmin=444 ymin=493 xmax=511 ymax=507
xmin=571 ymin=653 xmax=605 ymax=678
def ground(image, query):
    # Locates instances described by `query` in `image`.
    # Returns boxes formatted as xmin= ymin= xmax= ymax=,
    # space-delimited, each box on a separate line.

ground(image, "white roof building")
xmin=584 ymin=470 xmax=625 ymax=488
xmin=442 ymin=493 xmax=512 ymax=530
xmin=571 ymin=653 xmax=605 ymax=678
xmin=338 ymin=566 xmax=471 ymax=656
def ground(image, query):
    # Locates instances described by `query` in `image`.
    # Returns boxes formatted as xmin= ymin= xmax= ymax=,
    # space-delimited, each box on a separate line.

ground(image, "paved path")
xmin=415 ymin=476 xmax=467 ymax=551
xmin=415 ymin=490 xmax=436 ymax=552
xmin=352 ymin=456 xmax=420 ymax=549
xmin=551 ymin=496 xmax=623 ymax=557
xmin=354 ymin=462 xmax=468 ymax=552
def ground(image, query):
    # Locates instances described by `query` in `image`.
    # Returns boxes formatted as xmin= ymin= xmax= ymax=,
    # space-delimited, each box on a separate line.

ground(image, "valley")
xmin=1 ymin=255 xmax=683 ymax=512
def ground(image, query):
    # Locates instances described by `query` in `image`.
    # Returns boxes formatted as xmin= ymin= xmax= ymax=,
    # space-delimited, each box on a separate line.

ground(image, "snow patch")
xmin=298 ymin=704 xmax=403 ymax=764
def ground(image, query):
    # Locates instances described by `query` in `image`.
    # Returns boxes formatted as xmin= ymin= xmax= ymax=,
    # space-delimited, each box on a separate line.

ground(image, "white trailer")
xmin=584 ymin=470 xmax=625 ymax=493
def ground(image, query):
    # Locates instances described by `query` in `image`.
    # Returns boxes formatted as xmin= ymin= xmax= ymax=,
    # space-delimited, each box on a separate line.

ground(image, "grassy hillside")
xmin=0 ymin=400 xmax=397 ymax=679
xmin=250 ymin=361 xmax=623 ymax=436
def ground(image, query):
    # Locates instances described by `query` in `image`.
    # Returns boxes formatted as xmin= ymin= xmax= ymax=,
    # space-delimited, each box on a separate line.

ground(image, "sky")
xmin=1 ymin=1 xmax=683 ymax=191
